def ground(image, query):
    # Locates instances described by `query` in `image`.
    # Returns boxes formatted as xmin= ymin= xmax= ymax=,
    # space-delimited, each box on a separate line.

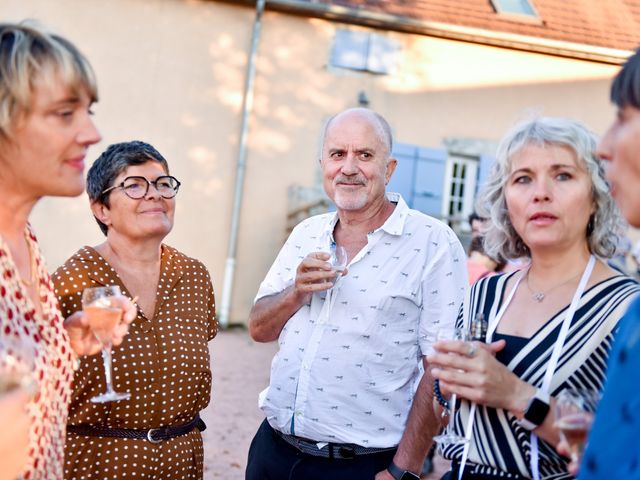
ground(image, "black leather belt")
xmin=67 ymin=414 xmax=206 ymax=444
xmin=272 ymin=425 xmax=396 ymax=460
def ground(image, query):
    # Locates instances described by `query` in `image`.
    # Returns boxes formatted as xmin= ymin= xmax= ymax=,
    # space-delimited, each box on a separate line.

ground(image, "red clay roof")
xmin=310 ymin=0 xmax=640 ymax=52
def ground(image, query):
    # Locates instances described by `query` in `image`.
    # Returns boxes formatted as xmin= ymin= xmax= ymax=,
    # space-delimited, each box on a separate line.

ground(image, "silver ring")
xmin=467 ymin=343 xmax=477 ymax=358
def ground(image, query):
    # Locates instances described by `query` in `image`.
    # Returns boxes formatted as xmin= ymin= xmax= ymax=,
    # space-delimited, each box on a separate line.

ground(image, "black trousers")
xmin=245 ymin=419 xmax=397 ymax=480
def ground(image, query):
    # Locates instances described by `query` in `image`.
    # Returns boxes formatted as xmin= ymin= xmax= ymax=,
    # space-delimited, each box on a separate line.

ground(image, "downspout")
xmin=218 ymin=0 xmax=266 ymax=328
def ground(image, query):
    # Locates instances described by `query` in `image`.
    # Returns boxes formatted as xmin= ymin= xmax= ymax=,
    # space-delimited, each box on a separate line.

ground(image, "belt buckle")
xmin=147 ymin=428 xmax=162 ymax=444
xmin=338 ymin=446 xmax=356 ymax=459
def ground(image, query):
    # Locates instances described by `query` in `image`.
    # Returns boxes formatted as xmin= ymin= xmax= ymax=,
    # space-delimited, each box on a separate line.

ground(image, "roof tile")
xmin=311 ymin=0 xmax=640 ymax=51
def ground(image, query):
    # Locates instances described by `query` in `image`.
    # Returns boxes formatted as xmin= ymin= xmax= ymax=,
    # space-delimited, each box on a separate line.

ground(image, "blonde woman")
xmin=0 ymin=22 xmax=135 ymax=478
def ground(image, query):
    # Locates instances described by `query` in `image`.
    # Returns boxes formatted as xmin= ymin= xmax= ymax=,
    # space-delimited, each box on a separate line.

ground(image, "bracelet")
xmin=434 ymin=379 xmax=449 ymax=410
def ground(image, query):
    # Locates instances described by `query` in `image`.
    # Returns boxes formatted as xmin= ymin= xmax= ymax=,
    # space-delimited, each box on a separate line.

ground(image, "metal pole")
xmin=218 ymin=0 xmax=266 ymax=328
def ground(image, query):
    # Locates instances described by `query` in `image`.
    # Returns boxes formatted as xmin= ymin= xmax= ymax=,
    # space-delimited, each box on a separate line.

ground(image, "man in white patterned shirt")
xmin=246 ymin=108 xmax=467 ymax=480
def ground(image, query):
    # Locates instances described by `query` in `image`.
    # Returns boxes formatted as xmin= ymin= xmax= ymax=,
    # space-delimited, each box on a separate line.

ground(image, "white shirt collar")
xmin=324 ymin=192 xmax=409 ymax=241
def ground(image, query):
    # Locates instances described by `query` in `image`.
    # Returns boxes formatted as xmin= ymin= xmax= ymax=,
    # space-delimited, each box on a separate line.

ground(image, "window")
xmin=387 ymin=139 xmax=496 ymax=235
xmin=330 ymin=29 xmax=399 ymax=75
xmin=387 ymin=144 xmax=448 ymax=219
xmin=442 ymin=155 xmax=479 ymax=230
xmin=491 ymin=0 xmax=537 ymax=17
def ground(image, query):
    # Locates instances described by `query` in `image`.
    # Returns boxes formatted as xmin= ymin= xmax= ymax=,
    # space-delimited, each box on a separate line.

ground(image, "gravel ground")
xmin=201 ymin=329 xmax=449 ymax=479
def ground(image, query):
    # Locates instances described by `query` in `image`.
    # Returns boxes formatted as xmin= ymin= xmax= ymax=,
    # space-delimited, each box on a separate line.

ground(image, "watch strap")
xmin=387 ymin=461 xmax=420 ymax=480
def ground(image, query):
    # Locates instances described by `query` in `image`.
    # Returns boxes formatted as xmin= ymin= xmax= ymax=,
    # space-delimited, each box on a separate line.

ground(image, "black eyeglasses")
xmin=102 ymin=175 xmax=181 ymax=199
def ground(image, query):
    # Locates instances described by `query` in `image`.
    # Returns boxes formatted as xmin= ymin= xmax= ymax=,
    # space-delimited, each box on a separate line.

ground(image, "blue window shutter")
xmin=330 ymin=30 xmax=367 ymax=70
xmin=388 ymin=144 xmax=418 ymax=206
xmin=412 ymin=147 xmax=447 ymax=218
xmin=477 ymin=154 xmax=496 ymax=194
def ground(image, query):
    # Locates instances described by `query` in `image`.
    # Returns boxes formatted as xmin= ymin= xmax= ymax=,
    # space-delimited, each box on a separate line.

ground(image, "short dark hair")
xmin=87 ymin=140 xmax=169 ymax=235
xmin=468 ymin=236 xmax=507 ymax=272
xmin=468 ymin=211 xmax=485 ymax=225
xmin=611 ymin=49 xmax=640 ymax=109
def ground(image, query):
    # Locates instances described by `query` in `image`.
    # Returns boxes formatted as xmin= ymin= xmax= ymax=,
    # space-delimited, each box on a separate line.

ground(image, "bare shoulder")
xmin=592 ymin=259 xmax=628 ymax=284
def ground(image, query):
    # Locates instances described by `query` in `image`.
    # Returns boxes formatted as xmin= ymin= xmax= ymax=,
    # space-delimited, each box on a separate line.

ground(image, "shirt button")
xmin=295 ymin=411 xmax=303 ymax=417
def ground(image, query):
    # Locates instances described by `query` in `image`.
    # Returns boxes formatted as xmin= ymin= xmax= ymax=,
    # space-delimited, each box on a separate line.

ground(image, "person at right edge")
xmin=429 ymin=117 xmax=639 ymax=479
xmin=246 ymin=108 xmax=468 ymax=480
xmin=569 ymin=49 xmax=640 ymax=479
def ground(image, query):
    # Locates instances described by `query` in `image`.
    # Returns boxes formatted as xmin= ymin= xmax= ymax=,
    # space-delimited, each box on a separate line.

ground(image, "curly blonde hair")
xmin=476 ymin=117 xmax=621 ymax=260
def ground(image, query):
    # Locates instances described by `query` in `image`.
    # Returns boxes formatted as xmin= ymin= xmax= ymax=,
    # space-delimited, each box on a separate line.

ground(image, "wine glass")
xmin=82 ymin=285 xmax=131 ymax=403
xmin=433 ymin=327 xmax=471 ymax=447
xmin=0 ymin=336 xmax=38 ymax=397
xmin=555 ymin=389 xmax=600 ymax=463
xmin=0 ymin=337 xmax=34 ymax=480
xmin=329 ymin=244 xmax=348 ymax=276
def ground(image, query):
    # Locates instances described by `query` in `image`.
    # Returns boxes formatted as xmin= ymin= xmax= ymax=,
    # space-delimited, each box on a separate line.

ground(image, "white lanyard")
xmin=458 ymin=255 xmax=595 ymax=480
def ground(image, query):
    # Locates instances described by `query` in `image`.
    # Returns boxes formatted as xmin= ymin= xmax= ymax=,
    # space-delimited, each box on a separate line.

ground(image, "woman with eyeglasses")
xmin=52 ymin=140 xmax=217 ymax=480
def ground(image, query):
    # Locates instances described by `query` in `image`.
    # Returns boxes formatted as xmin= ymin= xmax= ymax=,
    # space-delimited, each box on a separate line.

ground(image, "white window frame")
xmin=442 ymin=137 xmax=498 ymax=235
xmin=441 ymin=155 xmax=479 ymax=231
xmin=491 ymin=0 xmax=539 ymax=18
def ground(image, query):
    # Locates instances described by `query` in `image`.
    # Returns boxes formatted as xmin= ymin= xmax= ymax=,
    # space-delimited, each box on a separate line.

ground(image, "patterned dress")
xmin=52 ymin=245 xmax=217 ymax=480
xmin=0 ymin=226 xmax=76 ymax=479
xmin=442 ymin=271 xmax=639 ymax=479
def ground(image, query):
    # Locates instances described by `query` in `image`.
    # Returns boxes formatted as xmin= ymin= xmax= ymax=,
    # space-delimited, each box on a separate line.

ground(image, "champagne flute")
xmin=555 ymin=389 xmax=599 ymax=463
xmin=433 ymin=327 xmax=470 ymax=446
xmin=82 ymin=286 xmax=131 ymax=403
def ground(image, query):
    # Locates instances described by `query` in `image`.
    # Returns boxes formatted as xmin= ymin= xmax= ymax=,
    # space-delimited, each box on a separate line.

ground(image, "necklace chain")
xmin=525 ymin=269 xmax=581 ymax=303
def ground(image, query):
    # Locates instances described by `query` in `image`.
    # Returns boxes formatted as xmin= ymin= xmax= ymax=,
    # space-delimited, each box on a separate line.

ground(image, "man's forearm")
xmin=248 ymin=285 xmax=307 ymax=342
xmin=392 ymin=360 xmax=439 ymax=473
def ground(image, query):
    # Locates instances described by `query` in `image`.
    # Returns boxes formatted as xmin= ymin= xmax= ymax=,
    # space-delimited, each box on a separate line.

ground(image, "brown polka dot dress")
xmin=52 ymin=245 xmax=217 ymax=480
xmin=0 ymin=226 xmax=76 ymax=480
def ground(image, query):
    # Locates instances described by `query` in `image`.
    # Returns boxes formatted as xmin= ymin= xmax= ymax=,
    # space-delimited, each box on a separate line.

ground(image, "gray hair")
xmin=318 ymin=108 xmax=393 ymax=160
xmin=87 ymin=140 xmax=170 ymax=236
xmin=476 ymin=117 xmax=621 ymax=260
xmin=0 ymin=21 xmax=97 ymax=142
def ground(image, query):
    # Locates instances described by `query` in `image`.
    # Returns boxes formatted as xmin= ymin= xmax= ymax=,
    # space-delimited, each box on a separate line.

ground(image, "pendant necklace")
xmin=525 ymin=269 xmax=582 ymax=303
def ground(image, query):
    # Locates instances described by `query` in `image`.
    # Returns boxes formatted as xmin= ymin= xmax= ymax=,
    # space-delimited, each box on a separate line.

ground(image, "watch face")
xmin=525 ymin=396 xmax=551 ymax=426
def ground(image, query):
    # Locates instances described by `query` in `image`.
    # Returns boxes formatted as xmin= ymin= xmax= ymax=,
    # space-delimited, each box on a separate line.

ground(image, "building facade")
xmin=4 ymin=0 xmax=638 ymax=324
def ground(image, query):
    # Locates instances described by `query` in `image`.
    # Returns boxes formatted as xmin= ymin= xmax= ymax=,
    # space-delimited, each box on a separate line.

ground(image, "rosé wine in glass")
xmin=555 ymin=389 xmax=599 ymax=463
xmin=84 ymin=304 xmax=122 ymax=345
xmin=82 ymin=286 xmax=130 ymax=403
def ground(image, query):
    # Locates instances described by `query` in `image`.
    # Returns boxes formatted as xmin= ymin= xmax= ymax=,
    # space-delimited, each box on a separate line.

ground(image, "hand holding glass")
xmin=433 ymin=327 xmax=471 ymax=446
xmin=82 ymin=286 xmax=131 ymax=403
xmin=555 ymin=389 xmax=599 ymax=463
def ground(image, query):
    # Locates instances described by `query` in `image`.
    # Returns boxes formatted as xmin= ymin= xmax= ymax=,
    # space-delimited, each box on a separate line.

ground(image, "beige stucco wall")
xmin=2 ymin=0 xmax=626 ymax=324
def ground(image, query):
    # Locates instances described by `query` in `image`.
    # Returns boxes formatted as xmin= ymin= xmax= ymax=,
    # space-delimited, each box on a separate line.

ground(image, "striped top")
xmin=442 ymin=271 xmax=639 ymax=479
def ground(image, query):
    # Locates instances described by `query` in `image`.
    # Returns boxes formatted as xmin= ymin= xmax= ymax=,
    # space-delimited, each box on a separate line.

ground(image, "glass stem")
xmin=101 ymin=345 xmax=115 ymax=394
xmin=448 ymin=393 xmax=458 ymax=432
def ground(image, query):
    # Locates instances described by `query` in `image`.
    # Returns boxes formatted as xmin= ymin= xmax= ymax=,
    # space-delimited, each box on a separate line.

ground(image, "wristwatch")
xmin=519 ymin=388 xmax=551 ymax=431
xmin=387 ymin=461 xmax=421 ymax=480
